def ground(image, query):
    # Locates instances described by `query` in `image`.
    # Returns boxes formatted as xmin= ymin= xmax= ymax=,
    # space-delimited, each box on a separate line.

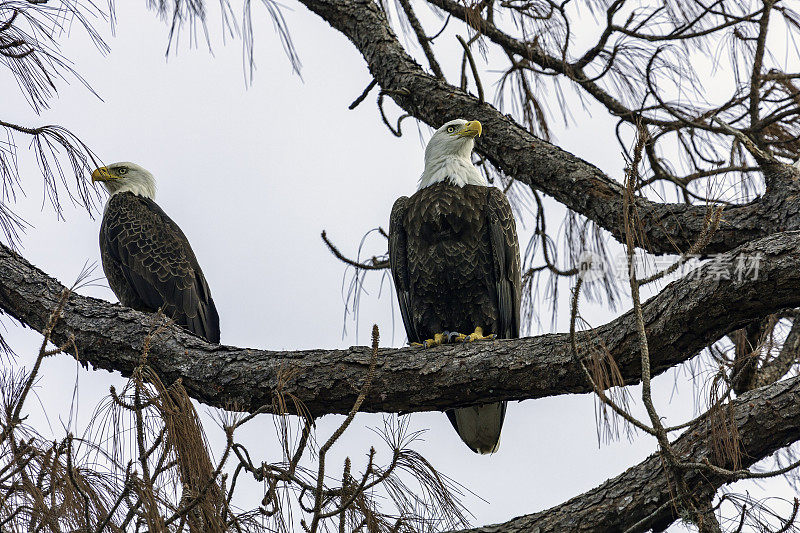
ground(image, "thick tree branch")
xmin=1 ymin=231 xmax=800 ymax=416
xmin=297 ymin=0 xmax=800 ymax=255
xmin=453 ymin=374 xmax=800 ymax=533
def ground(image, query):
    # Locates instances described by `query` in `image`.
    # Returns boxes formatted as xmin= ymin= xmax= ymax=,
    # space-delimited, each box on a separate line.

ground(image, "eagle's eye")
xmin=118 ymin=167 xmax=128 ymax=176
xmin=446 ymin=125 xmax=456 ymax=133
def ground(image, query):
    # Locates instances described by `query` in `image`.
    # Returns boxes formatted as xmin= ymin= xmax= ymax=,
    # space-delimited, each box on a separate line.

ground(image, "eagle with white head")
xmin=92 ymin=162 xmax=220 ymax=343
xmin=388 ymin=119 xmax=521 ymax=454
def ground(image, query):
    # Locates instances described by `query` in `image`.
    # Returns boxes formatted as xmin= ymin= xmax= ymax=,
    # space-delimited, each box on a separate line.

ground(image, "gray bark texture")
xmin=296 ymin=0 xmax=800 ymax=255
xmin=4 ymin=238 xmax=800 ymax=532
xmin=0 ymin=230 xmax=798 ymax=416
xmin=3 ymin=1 xmax=800 ymax=530
xmin=456 ymin=375 xmax=800 ymax=533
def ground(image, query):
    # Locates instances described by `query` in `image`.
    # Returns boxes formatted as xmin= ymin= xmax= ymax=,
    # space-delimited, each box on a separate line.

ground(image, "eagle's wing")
xmin=389 ymin=196 xmax=421 ymax=344
xmin=487 ymin=187 xmax=521 ymax=339
xmin=100 ymin=192 xmax=220 ymax=343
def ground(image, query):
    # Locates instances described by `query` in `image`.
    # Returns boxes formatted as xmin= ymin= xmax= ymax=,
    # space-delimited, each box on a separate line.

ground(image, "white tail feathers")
xmin=448 ymin=401 xmax=507 ymax=454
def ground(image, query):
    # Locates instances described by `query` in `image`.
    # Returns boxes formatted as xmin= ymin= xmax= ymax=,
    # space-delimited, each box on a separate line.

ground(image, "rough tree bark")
xmin=3 ymin=1 xmax=800 ymax=531
xmin=296 ymin=0 xmax=800 ymax=255
xmin=1 ymin=229 xmax=799 ymax=415
xmin=5 ymin=234 xmax=800 ymax=530
xmin=456 ymin=375 xmax=800 ymax=533
xmin=5 ymin=235 xmax=800 ymax=531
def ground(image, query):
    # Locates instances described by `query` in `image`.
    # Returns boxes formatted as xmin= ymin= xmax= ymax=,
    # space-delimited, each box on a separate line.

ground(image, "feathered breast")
xmin=407 ymin=183 xmax=486 ymax=244
xmin=99 ymin=192 xmax=220 ymax=343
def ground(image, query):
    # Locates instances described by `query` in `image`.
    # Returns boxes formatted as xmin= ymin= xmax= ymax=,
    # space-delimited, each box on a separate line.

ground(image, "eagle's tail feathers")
xmin=446 ymin=401 xmax=507 ymax=454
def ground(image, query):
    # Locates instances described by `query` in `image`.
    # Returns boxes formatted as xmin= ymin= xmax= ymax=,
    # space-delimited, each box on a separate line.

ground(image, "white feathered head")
xmin=92 ymin=162 xmax=157 ymax=200
xmin=419 ymin=119 xmax=485 ymax=189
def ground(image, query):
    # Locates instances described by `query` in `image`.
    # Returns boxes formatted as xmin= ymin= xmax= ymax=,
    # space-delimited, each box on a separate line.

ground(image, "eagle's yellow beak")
xmin=91 ymin=167 xmax=114 ymax=183
xmin=457 ymin=120 xmax=482 ymax=138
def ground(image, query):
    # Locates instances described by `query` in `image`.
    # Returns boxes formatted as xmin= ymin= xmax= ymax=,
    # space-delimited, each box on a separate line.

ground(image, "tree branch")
xmin=296 ymin=0 xmax=800 ymax=255
xmin=1 ymin=230 xmax=800 ymax=416
xmin=453 ymin=374 xmax=800 ymax=533
xmin=757 ymin=318 xmax=800 ymax=387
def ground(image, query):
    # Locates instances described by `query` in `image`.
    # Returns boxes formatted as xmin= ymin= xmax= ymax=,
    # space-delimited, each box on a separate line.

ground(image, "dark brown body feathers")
xmin=100 ymin=192 xmax=220 ymax=343
xmin=389 ymin=182 xmax=521 ymax=453
xmin=390 ymin=183 xmax=521 ymax=342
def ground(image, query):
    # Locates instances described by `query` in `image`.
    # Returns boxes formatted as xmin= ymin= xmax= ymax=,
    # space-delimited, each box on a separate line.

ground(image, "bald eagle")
xmin=389 ymin=119 xmax=521 ymax=454
xmin=92 ymin=162 xmax=220 ymax=343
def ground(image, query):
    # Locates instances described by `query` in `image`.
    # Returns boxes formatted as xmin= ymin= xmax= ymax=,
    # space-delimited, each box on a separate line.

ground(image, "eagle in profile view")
xmin=92 ymin=162 xmax=220 ymax=343
xmin=388 ymin=119 xmax=521 ymax=454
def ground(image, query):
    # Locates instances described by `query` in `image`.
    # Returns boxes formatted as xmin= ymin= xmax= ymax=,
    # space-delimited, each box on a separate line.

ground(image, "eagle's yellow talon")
xmin=415 ymin=328 xmax=495 ymax=347
xmin=414 ymin=332 xmax=448 ymax=348
xmin=428 ymin=333 xmax=448 ymax=347
xmin=458 ymin=327 xmax=495 ymax=343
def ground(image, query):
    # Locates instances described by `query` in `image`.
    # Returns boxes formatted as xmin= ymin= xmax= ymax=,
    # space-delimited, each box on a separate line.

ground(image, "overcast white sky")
xmin=1 ymin=1 xmax=798 ymax=530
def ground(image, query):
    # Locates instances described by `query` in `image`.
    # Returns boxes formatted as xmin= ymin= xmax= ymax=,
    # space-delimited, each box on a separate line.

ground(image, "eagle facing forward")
xmin=92 ymin=162 xmax=220 ymax=344
xmin=389 ymin=119 xmax=521 ymax=454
